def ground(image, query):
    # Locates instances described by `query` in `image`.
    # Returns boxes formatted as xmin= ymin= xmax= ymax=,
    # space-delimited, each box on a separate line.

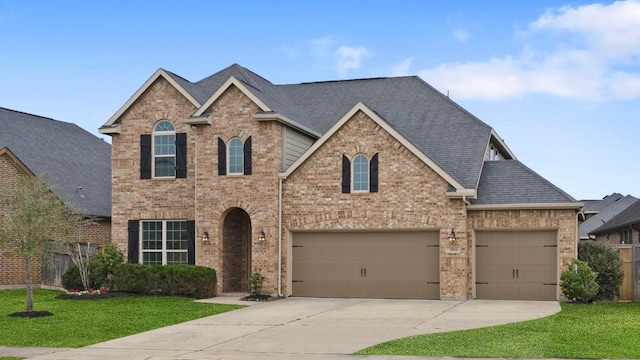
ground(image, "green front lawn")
xmin=0 ymin=289 xmax=243 ymax=348
xmin=358 ymin=302 xmax=640 ymax=359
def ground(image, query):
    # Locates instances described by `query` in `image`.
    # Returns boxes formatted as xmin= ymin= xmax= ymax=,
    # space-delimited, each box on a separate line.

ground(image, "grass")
xmin=357 ymin=302 xmax=640 ymax=359
xmin=0 ymin=289 xmax=243 ymax=348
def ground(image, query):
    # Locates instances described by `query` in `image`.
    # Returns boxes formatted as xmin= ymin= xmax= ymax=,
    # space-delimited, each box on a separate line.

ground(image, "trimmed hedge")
xmin=112 ymin=264 xmax=217 ymax=299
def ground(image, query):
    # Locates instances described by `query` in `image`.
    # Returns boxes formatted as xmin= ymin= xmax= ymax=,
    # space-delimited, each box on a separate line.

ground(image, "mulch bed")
xmin=55 ymin=291 xmax=142 ymax=300
xmin=241 ymin=294 xmax=274 ymax=302
xmin=8 ymin=310 xmax=54 ymax=318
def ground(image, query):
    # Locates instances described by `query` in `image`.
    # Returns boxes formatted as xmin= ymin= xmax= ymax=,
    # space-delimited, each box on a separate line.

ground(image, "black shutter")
xmin=370 ymin=153 xmax=379 ymax=193
xmin=187 ymin=220 xmax=195 ymax=265
xmin=218 ymin=137 xmax=226 ymax=175
xmin=244 ymin=136 xmax=252 ymax=175
xmin=127 ymin=220 xmax=139 ymax=264
xmin=175 ymin=133 xmax=187 ymax=178
xmin=140 ymin=135 xmax=152 ymax=179
xmin=342 ymin=155 xmax=351 ymax=193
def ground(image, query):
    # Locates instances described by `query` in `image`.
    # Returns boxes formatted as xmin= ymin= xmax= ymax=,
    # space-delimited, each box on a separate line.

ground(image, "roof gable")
xmin=280 ymin=102 xmax=468 ymax=191
xmin=0 ymin=146 xmax=34 ymax=176
xmin=1 ymin=108 xmax=111 ymax=216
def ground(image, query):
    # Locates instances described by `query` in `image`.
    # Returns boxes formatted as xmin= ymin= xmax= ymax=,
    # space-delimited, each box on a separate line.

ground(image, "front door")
xmin=222 ymin=208 xmax=251 ymax=292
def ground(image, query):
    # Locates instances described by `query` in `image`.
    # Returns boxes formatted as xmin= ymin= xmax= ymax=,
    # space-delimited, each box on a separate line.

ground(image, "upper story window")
xmin=352 ymin=154 xmax=370 ymax=192
xmin=218 ymin=136 xmax=252 ymax=175
xmin=139 ymin=122 xmax=187 ymax=180
xmin=153 ymin=120 xmax=176 ymax=177
xmin=228 ymin=138 xmax=244 ymax=174
xmin=342 ymin=153 xmax=378 ymax=193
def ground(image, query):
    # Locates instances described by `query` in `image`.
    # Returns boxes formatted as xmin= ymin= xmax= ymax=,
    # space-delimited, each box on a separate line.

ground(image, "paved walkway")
xmin=2 ymin=296 xmax=560 ymax=360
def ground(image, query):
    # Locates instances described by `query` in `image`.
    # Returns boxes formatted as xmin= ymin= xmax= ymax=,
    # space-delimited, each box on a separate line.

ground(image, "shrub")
xmin=61 ymin=263 xmax=86 ymax=290
xmin=561 ymin=259 xmax=599 ymax=303
xmin=90 ymin=244 xmax=125 ymax=290
xmin=249 ymin=270 xmax=266 ymax=295
xmin=578 ymin=241 xmax=624 ymax=301
xmin=112 ymin=264 xmax=217 ymax=299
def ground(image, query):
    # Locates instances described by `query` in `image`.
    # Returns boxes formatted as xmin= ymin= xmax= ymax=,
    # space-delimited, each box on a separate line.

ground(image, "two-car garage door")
xmin=292 ymin=231 xmax=440 ymax=299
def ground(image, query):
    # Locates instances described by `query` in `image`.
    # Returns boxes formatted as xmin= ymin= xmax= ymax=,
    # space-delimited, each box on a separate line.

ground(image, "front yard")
xmin=357 ymin=302 xmax=640 ymax=359
xmin=0 ymin=289 xmax=242 ymax=348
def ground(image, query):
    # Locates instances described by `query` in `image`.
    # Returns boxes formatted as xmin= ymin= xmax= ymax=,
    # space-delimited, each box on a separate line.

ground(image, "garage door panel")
xmin=292 ymin=231 xmax=439 ymax=299
xmin=476 ymin=231 xmax=558 ymax=301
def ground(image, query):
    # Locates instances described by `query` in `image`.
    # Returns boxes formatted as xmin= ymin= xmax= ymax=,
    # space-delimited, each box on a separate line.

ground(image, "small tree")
xmin=91 ymin=243 xmax=125 ymax=290
xmin=0 ymin=174 xmax=79 ymax=313
xmin=561 ymin=259 xmax=599 ymax=303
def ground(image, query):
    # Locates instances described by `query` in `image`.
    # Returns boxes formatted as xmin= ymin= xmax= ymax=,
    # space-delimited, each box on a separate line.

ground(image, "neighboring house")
xmin=589 ymin=199 xmax=640 ymax=245
xmin=0 ymin=107 xmax=112 ymax=288
xmin=99 ymin=64 xmax=582 ymax=301
xmin=579 ymin=193 xmax=638 ymax=240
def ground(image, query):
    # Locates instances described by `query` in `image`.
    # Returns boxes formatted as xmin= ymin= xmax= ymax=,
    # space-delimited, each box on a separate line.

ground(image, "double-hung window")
xmin=141 ymin=220 xmax=188 ymax=265
xmin=153 ymin=120 xmax=176 ymax=177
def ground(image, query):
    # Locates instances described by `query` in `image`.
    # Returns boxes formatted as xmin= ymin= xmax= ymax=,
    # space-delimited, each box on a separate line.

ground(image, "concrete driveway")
xmin=18 ymin=296 xmax=559 ymax=360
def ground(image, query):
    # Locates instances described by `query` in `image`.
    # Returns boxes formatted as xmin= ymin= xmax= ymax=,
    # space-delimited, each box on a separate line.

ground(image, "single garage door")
xmin=292 ymin=231 xmax=439 ymax=299
xmin=476 ymin=231 xmax=557 ymax=301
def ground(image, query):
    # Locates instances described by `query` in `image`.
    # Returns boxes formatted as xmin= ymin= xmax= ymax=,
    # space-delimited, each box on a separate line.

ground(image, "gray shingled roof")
xmin=589 ymin=199 xmax=640 ymax=234
xmin=582 ymin=193 xmax=623 ymax=213
xmin=0 ymin=108 xmax=111 ymax=217
xmin=470 ymin=160 xmax=576 ymax=205
xmin=178 ymin=64 xmax=492 ymax=189
xmin=579 ymin=195 xmax=638 ymax=237
xmin=138 ymin=64 xmax=578 ymax=205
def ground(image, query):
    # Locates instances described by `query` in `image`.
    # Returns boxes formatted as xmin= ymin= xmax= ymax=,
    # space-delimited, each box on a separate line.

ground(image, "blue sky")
xmin=1 ymin=0 xmax=638 ymax=201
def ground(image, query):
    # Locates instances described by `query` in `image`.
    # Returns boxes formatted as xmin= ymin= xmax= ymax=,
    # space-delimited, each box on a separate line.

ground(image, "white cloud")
xmin=391 ymin=58 xmax=414 ymax=76
xmin=418 ymin=0 xmax=640 ymax=101
xmin=452 ymin=29 xmax=470 ymax=43
xmin=310 ymin=37 xmax=334 ymax=60
xmin=335 ymin=46 xmax=371 ymax=77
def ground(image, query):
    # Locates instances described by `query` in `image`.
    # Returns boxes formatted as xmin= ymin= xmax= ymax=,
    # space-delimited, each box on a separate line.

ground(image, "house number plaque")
xmin=445 ymin=245 xmax=461 ymax=254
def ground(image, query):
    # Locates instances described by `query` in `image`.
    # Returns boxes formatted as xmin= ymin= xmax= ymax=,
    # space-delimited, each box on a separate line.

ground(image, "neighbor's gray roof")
xmin=171 ymin=64 xmax=493 ymax=189
xmin=579 ymin=195 xmax=638 ymax=237
xmin=470 ymin=160 xmax=577 ymax=205
xmin=0 ymin=108 xmax=111 ymax=217
xmin=582 ymin=193 xmax=624 ymax=213
xmin=589 ymin=198 xmax=640 ymax=235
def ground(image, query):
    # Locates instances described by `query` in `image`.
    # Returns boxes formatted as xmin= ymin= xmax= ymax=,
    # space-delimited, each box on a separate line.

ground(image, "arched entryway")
xmin=222 ymin=208 xmax=251 ymax=292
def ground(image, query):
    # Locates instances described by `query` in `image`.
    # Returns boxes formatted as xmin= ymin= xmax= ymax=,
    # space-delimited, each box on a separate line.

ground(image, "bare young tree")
xmin=0 ymin=174 xmax=79 ymax=313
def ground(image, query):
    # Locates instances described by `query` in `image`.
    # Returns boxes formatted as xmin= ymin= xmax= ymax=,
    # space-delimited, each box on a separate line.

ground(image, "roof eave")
xmin=182 ymin=115 xmax=211 ymax=126
xmin=255 ymin=112 xmax=321 ymax=138
xmin=98 ymin=123 xmax=121 ymax=134
xmin=467 ymin=202 xmax=584 ymax=210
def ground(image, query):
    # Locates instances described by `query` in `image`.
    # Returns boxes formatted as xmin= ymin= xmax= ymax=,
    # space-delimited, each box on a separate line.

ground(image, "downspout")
xmin=277 ymin=177 xmax=283 ymax=297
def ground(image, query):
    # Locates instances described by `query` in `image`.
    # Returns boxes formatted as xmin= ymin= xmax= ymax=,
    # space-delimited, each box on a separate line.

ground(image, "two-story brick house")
xmin=100 ymin=64 xmax=581 ymax=300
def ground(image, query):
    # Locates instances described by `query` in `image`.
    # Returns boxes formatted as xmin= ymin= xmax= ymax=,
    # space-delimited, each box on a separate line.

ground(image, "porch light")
xmin=202 ymin=230 xmax=209 ymax=242
xmin=258 ymin=228 xmax=266 ymax=242
xmin=448 ymin=229 xmax=456 ymax=244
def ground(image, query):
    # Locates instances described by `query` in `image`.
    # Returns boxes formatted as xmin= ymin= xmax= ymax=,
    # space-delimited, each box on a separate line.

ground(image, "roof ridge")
xmin=0 ymin=106 xmax=75 ymax=125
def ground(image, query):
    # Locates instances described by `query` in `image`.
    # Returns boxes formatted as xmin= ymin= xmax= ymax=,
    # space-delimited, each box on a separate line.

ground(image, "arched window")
xmin=352 ymin=154 xmax=369 ymax=192
xmin=228 ymin=138 xmax=244 ymax=174
xmin=153 ymin=120 xmax=176 ymax=177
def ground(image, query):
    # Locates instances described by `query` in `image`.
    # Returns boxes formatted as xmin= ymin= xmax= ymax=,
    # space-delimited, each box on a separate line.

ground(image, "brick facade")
xmin=106 ymin=72 xmax=580 ymax=299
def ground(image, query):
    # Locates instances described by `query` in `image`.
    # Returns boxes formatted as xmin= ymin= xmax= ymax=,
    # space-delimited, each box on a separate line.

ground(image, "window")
xmin=153 ymin=120 xmax=176 ymax=177
xmin=352 ymin=154 xmax=369 ymax=192
xmin=217 ymin=136 xmax=252 ymax=175
xmin=141 ymin=220 xmax=188 ymax=265
xmin=342 ymin=153 xmax=378 ymax=193
xmin=620 ymin=229 xmax=632 ymax=244
xmin=228 ymin=138 xmax=244 ymax=174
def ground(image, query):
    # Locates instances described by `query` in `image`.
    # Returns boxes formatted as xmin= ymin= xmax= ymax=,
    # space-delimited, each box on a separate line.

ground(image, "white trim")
xmin=101 ymin=69 xmax=200 ymax=129
xmin=467 ymin=202 xmax=584 ymax=210
xmin=194 ymin=76 xmax=272 ymax=116
xmin=98 ymin=123 xmax=121 ymax=134
xmin=279 ymin=102 xmax=470 ymax=192
xmin=140 ymin=220 xmax=189 ymax=265
xmin=182 ymin=115 xmax=211 ymax=126
xmin=489 ymin=130 xmax=516 ymax=160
